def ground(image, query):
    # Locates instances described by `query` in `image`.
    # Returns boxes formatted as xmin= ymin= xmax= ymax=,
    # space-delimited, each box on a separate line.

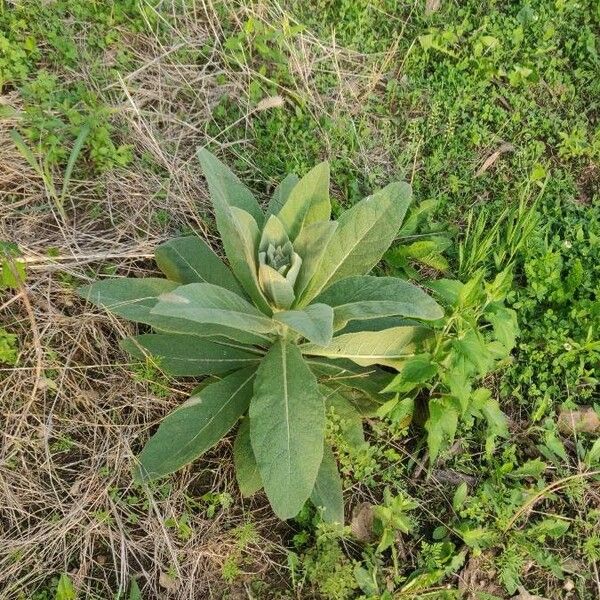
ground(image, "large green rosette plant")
xmin=78 ymin=150 xmax=443 ymax=521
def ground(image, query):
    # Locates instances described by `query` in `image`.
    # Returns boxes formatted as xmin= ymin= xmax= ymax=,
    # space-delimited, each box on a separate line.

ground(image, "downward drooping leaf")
xmin=136 ymin=366 xmax=257 ymax=481
xmin=314 ymin=275 xmax=444 ymax=328
xmin=273 ymin=304 xmax=334 ymax=346
xmin=233 ymin=417 xmax=262 ymax=497
xmin=78 ymin=277 xmax=266 ymax=345
xmin=310 ymin=445 xmax=344 ymax=524
xmin=309 ymin=358 xmax=394 ymax=412
xmin=155 ymin=236 xmax=244 ymax=295
xmin=267 ymin=173 xmax=300 ymax=216
xmin=249 ymin=340 xmax=325 ymax=519
xmin=302 ymin=181 xmax=412 ymax=302
xmin=197 ymin=148 xmax=264 ymax=226
xmin=277 ymin=162 xmax=330 ymax=240
xmin=120 ymin=334 xmax=261 ymax=376
xmin=77 ymin=277 xmax=179 ymax=322
xmin=151 ymin=282 xmax=276 ymax=336
xmin=302 ymin=326 xmax=430 ymax=369
xmin=292 ymin=221 xmax=338 ymax=300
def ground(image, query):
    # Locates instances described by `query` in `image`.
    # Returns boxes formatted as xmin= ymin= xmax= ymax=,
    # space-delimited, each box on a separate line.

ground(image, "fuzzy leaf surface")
xmin=121 ymin=334 xmax=261 ymax=376
xmin=250 ymin=340 xmax=325 ymax=519
xmin=310 ymin=445 xmax=344 ymax=524
xmin=136 ymin=367 xmax=256 ymax=480
xmin=302 ymin=181 xmax=412 ymax=300
xmin=273 ymin=304 xmax=334 ymax=346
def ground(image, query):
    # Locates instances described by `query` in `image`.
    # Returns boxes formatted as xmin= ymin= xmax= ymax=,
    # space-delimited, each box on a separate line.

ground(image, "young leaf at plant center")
xmin=155 ymin=236 xmax=245 ymax=295
xmin=273 ymin=303 xmax=334 ymax=346
xmin=249 ymin=340 xmax=325 ymax=519
xmin=121 ymin=334 xmax=261 ymax=376
xmin=233 ymin=417 xmax=262 ymax=497
xmin=311 ymin=445 xmax=344 ymax=524
xmin=136 ymin=367 xmax=256 ymax=481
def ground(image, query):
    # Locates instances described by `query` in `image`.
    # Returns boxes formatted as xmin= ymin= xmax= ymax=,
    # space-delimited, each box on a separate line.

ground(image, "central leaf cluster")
xmin=78 ymin=150 xmax=444 ymax=522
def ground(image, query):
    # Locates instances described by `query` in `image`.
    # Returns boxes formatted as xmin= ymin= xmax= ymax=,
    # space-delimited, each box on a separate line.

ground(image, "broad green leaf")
xmin=586 ymin=437 xmax=600 ymax=466
xmin=310 ymin=445 xmax=344 ymax=524
xmin=227 ymin=207 xmax=272 ymax=314
xmin=485 ymin=305 xmax=519 ymax=350
xmin=425 ymin=397 xmax=458 ymax=462
xmin=267 ymin=173 xmax=299 ymax=216
xmin=233 ymin=417 xmax=262 ymax=496
xmin=197 ymin=148 xmax=264 ymax=226
xmin=314 ymin=275 xmax=443 ymax=329
xmin=56 ymin=574 xmax=76 ymax=600
xmin=78 ymin=277 xmax=267 ymax=345
xmin=292 ymin=220 xmax=338 ymax=301
xmin=302 ymin=181 xmax=412 ymax=300
xmin=302 ymin=326 xmax=430 ymax=369
xmin=151 ymin=282 xmax=276 ymax=336
xmin=155 ymin=236 xmax=244 ymax=295
xmin=337 ymin=316 xmax=416 ymax=334
xmin=320 ymin=385 xmax=365 ymax=448
xmin=250 ymin=340 xmax=325 ymax=519
xmin=77 ymin=277 xmax=179 ymax=322
xmin=383 ymin=353 xmax=438 ymax=393
xmin=452 ymin=482 xmax=468 ymax=511
xmin=426 ymin=278 xmax=463 ymax=306
xmin=273 ymin=304 xmax=334 ymax=346
xmin=136 ymin=366 xmax=256 ymax=480
xmin=453 ymin=330 xmax=493 ymax=375
xmin=120 ymin=334 xmax=261 ymax=376
xmin=277 ymin=162 xmax=330 ymax=240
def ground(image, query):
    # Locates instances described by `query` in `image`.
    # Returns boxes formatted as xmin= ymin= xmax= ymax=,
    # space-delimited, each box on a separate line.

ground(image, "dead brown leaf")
xmin=425 ymin=0 xmax=441 ymax=14
xmin=475 ymin=142 xmax=515 ymax=177
xmin=351 ymin=502 xmax=375 ymax=542
xmin=558 ymin=406 xmax=600 ymax=435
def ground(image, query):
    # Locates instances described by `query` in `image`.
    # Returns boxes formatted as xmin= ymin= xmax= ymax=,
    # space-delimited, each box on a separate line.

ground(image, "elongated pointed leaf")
xmin=277 ymin=162 xmax=330 ymax=240
xmin=267 ymin=173 xmax=299 ymax=216
xmin=227 ymin=207 xmax=272 ymax=314
xmin=233 ymin=417 xmax=262 ymax=497
xmin=311 ymin=445 xmax=344 ymax=524
xmin=120 ymin=334 xmax=261 ymax=376
xmin=302 ymin=326 xmax=430 ymax=368
xmin=292 ymin=221 xmax=338 ymax=301
xmin=250 ymin=340 xmax=325 ymax=519
xmin=314 ymin=275 xmax=443 ymax=329
xmin=77 ymin=278 xmax=179 ymax=321
xmin=136 ymin=367 xmax=257 ymax=480
xmin=151 ymin=282 xmax=276 ymax=336
xmin=303 ymin=182 xmax=412 ymax=300
xmin=155 ymin=236 xmax=244 ymax=295
xmin=78 ymin=277 xmax=268 ymax=345
xmin=197 ymin=148 xmax=264 ymax=226
xmin=273 ymin=304 xmax=333 ymax=346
